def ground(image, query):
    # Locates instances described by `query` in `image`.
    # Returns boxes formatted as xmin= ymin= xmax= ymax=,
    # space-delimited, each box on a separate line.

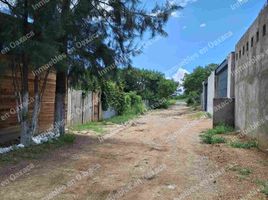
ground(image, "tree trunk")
xmin=20 ymin=55 xmax=31 ymax=146
xmin=20 ymin=0 xmax=31 ymax=146
xmin=54 ymin=70 xmax=67 ymax=135
xmin=30 ymin=75 xmax=40 ymax=136
xmin=54 ymin=0 xmax=70 ymax=136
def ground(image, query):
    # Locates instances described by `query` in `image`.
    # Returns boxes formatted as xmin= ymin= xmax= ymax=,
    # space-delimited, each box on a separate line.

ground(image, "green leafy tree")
xmin=183 ymin=63 xmax=217 ymax=95
xmin=52 ymin=0 xmax=181 ymax=135
xmin=117 ymin=67 xmax=177 ymax=105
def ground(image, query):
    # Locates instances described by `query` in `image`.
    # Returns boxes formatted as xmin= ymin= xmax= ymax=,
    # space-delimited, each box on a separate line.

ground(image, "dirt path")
xmin=0 ymin=104 xmax=267 ymax=200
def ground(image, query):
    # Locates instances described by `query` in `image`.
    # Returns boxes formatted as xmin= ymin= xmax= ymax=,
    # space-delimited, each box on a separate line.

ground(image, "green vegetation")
xmin=119 ymin=68 xmax=178 ymax=106
xmin=105 ymin=113 xmax=138 ymax=124
xmin=255 ymin=180 xmax=268 ymax=196
xmin=231 ymin=166 xmax=253 ymax=181
xmin=73 ymin=122 xmax=106 ymax=134
xmin=201 ymin=134 xmax=226 ymax=144
xmin=0 ymin=0 xmax=179 ymax=144
xmin=231 ymin=166 xmax=252 ymax=176
xmin=206 ymin=124 xmax=234 ymax=135
xmin=189 ymin=111 xmax=208 ymax=119
xmin=262 ymin=182 xmax=268 ymax=196
xmin=173 ymin=95 xmax=187 ymax=102
xmin=230 ymin=140 xmax=258 ymax=149
xmin=72 ymin=112 xmax=139 ymax=134
xmin=206 ymin=112 xmax=212 ymax=118
xmin=99 ymin=67 xmax=178 ymax=116
xmin=156 ymin=99 xmax=177 ymax=109
xmin=0 ymin=134 xmax=76 ymax=164
xmin=183 ymin=64 xmax=218 ymax=106
xmin=200 ymin=124 xmax=233 ymax=144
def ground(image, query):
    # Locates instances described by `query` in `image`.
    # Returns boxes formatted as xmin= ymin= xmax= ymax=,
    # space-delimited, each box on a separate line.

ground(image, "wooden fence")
xmin=0 ymin=64 xmax=56 ymax=143
xmin=67 ymin=89 xmax=102 ymax=126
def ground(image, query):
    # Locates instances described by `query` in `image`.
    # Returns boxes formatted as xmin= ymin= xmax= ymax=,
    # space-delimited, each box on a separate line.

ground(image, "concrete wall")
xmin=235 ymin=5 xmax=268 ymax=150
xmin=227 ymin=52 xmax=236 ymax=98
xmin=201 ymin=82 xmax=206 ymax=111
xmin=215 ymin=52 xmax=235 ymax=98
xmin=213 ymin=98 xmax=235 ymax=127
xmin=207 ymin=72 xmax=215 ymax=115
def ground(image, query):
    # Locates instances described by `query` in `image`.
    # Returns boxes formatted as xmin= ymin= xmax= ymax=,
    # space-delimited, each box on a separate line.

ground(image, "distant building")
xmin=213 ymin=52 xmax=235 ymax=127
xmin=202 ymin=52 xmax=235 ymax=119
xmin=202 ymin=71 xmax=215 ymax=115
xmin=215 ymin=53 xmax=235 ymax=99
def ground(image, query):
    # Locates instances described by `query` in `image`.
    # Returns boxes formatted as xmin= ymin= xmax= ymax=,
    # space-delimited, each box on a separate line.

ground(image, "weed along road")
xmin=0 ymin=104 xmax=267 ymax=200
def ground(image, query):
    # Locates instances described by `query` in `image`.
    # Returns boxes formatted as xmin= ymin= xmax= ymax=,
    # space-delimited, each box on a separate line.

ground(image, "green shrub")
xmin=206 ymin=112 xmax=212 ymax=118
xmin=127 ymin=92 xmax=145 ymax=114
xmin=102 ymin=81 xmax=145 ymax=115
xmin=262 ymin=183 xmax=268 ymax=196
xmin=206 ymin=124 xmax=234 ymax=135
xmin=60 ymin=134 xmax=76 ymax=144
xmin=230 ymin=141 xmax=258 ymax=149
xmin=239 ymin=168 xmax=252 ymax=176
xmin=200 ymin=125 xmax=233 ymax=144
xmin=255 ymin=180 xmax=268 ymax=196
xmin=201 ymin=134 xmax=226 ymax=144
xmin=186 ymin=97 xmax=195 ymax=106
xmin=186 ymin=91 xmax=200 ymax=106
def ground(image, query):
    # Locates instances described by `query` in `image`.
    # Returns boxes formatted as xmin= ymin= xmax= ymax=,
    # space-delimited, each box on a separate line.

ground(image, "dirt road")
xmin=0 ymin=103 xmax=267 ymax=200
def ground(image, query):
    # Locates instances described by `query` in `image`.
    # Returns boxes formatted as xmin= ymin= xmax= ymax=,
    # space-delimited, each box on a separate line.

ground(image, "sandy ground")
xmin=0 ymin=103 xmax=267 ymax=200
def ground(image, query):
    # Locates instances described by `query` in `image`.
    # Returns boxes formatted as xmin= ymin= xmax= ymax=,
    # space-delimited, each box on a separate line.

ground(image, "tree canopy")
xmin=183 ymin=63 xmax=218 ymax=95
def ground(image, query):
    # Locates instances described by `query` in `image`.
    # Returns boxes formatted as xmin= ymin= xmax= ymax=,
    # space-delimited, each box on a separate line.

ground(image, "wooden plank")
xmin=0 ymin=67 xmax=57 ymax=143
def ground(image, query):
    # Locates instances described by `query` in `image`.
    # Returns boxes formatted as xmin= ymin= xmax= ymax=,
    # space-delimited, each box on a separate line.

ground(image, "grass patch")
xmin=200 ymin=134 xmax=226 ymax=144
xmin=239 ymin=168 xmax=252 ymax=176
xmin=167 ymin=99 xmax=177 ymax=106
xmin=176 ymin=98 xmax=187 ymax=103
xmin=72 ymin=113 xmax=138 ymax=134
xmin=231 ymin=166 xmax=252 ymax=176
xmin=0 ymin=134 xmax=76 ymax=165
xmin=207 ymin=124 xmax=234 ymax=135
xmin=230 ymin=140 xmax=258 ymax=149
xmin=200 ymin=124 xmax=233 ymax=144
xmin=72 ymin=122 xmax=106 ymax=134
xmin=230 ymin=166 xmax=253 ymax=181
xmin=189 ymin=111 xmax=208 ymax=119
xmin=105 ymin=113 xmax=138 ymax=124
xmin=255 ymin=180 xmax=268 ymax=196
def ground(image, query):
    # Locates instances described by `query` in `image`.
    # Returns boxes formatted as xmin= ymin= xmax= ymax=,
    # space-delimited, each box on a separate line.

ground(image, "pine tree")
xmin=52 ymin=0 xmax=181 ymax=135
xmin=0 ymin=0 xmax=60 ymax=146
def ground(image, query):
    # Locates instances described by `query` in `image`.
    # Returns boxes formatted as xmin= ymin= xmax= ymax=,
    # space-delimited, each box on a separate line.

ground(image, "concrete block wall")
xmin=235 ymin=5 xmax=268 ymax=150
xmin=207 ymin=72 xmax=215 ymax=115
xmin=213 ymin=98 xmax=235 ymax=127
xmin=227 ymin=52 xmax=236 ymax=98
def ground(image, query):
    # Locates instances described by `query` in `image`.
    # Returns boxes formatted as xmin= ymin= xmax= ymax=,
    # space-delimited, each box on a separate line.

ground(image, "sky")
xmin=133 ymin=0 xmax=266 ymax=82
xmin=0 ymin=0 xmax=266 ymax=82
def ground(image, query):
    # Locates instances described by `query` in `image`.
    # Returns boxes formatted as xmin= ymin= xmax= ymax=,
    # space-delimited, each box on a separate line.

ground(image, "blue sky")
xmin=133 ymin=0 xmax=266 ymax=80
xmin=0 ymin=0 xmax=265 ymax=81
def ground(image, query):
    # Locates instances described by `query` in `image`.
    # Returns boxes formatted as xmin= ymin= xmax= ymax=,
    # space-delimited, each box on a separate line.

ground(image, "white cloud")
xmin=171 ymin=11 xmax=179 ymax=18
xmin=172 ymin=68 xmax=189 ymax=83
xmin=169 ymin=0 xmax=198 ymax=18
xmin=176 ymin=0 xmax=198 ymax=7
xmin=200 ymin=23 xmax=206 ymax=28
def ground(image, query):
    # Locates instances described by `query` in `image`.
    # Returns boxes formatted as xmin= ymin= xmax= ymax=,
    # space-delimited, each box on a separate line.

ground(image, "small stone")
xmin=167 ymin=184 xmax=176 ymax=190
